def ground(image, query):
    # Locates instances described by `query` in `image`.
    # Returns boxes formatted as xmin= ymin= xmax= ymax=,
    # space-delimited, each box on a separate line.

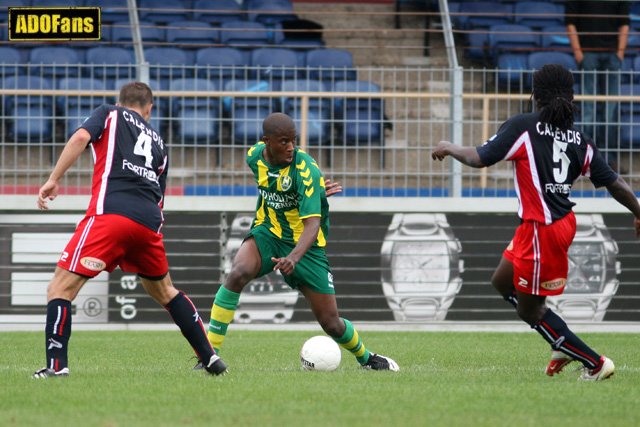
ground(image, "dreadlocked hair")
xmin=532 ymin=64 xmax=578 ymax=130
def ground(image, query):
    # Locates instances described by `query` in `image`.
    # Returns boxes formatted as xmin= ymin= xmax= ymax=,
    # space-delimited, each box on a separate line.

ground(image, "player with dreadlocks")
xmin=432 ymin=64 xmax=640 ymax=381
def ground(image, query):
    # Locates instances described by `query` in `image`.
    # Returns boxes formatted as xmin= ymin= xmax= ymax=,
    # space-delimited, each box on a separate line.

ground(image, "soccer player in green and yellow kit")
xmin=206 ymin=112 xmax=399 ymax=371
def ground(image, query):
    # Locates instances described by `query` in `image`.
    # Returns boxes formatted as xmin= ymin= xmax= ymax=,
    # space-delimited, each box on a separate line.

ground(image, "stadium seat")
xmin=144 ymin=47 xmax=191 ymax=86
xmin=111 ymin=20 xmax=164 ymax=47
xmin=0 ymin=0 xmax=27 ymax=23
xmin=305 ymin=48 xmax=357 ymax=82
xmin=333 ymin=80 xmax=385 ymax=146
xmin=496 ymin=53 xmax=531 ymax=88
xmin=459 ymin=2 xmax=512 ymax=30
xmin=540 ymin=25 xmax=571 ymax=51
xmin=514 ymin=2 xmax=564 ymax=29
xmin=0 ymin=46 xmax=23 ymax=77
xmin=195 ymin=47 xmax=250 ymax=83
xmin=280 ymin=79 xmax=331 ymax=145
xmin=488 ymin=24 xmax=539 ymax=59
xmin=246 ymin=0 xmax=297 ymax=26
xmin=138 ymin=0 xmax=190 ymax=24
xmin=251 ymin=48 xmax=300 ymax=88
xmin=169 ymin=78 xmax=220 ymax=144
xmin=84 ymin=47 xmax=135 ymax=86
xmin=192 ymin=0 xmax=244 ymax=26
xmin=165 ymin=21 xmax=219 ymax=49
xmin=84 ymin=0 xmax=129 ymax=23
xmin=220 ymin=21 xmax=271 ymax=51
xmin=528 ymin=51 xmax=577 ymax=71
xmin=29 ymin=47 xmax=83 ymax=80
xmin=56 ymin=77 xmax=107 ymax=134
xmin=223 ymin=79 xmax=273 ymax=144
xmin=3 ymin=76 xmax=54 ymax=142
xmin=619 ymin=79 xmax=640 ymax=147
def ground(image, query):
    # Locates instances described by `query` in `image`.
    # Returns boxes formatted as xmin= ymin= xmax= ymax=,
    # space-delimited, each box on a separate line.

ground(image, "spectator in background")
xmin=565 ymin=1 xmax=630 ymax=172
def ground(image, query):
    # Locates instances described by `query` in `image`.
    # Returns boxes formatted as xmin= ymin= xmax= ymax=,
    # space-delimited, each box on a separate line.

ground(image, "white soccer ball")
xmin=300 ymin=335 xmax=342 ymax=371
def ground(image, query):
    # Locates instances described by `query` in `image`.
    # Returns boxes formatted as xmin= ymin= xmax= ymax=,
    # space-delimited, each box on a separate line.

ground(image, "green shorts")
xmin=247 ymin=226 xmax=335 ymax=294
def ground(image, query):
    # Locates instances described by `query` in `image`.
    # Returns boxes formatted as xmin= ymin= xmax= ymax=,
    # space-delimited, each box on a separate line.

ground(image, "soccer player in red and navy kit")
xmin=32 ymin=82 xmax=226 ymax=378
xmin=432 ymin=64 xmax=640 ymax=381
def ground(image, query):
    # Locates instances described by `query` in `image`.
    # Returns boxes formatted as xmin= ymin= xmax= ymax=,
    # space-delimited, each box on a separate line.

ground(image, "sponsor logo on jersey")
xmin=545 ymin=183 xmax=572 ymax=194
xmin=267 ymin=171 xmax=280 ymax=178
xmin=541 ymin=278 xmax=566 ymax=291
xmin=122 ymin=159 xmax=158 ymax=183
xmin=280 ymin=175 xmax=292 ymax=191
xmin=80 ymin=257 xmax=106 ymax=272
xmin=258 ymin=189 xmax=299 ymax=210
xmin=8 ymin=7 xmax=101 ymax=41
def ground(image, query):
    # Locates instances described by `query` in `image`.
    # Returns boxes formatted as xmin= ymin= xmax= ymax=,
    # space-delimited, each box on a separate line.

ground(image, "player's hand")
xmin=271 ymin=256 xmax=296 ymax=276
xmin=37 ymin=179 xmax=59 ymax=210
xmin=432 ymin=141 xmax=452 ymax=161
xmin=634 ymin=217 xmax=640 ymax=238
xmin=324 ymin=179 xmax=343 ymax=197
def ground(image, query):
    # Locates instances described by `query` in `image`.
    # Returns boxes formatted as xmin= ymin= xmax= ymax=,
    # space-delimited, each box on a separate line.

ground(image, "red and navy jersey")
xmin=476 ymin=112 xmax=617 ymax=224
xmin=80 ymin=104 xmax=168 ymax=232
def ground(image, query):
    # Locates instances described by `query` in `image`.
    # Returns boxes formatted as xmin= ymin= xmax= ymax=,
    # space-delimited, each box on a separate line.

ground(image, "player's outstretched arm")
xmin=431 ymin=141 xmax=485 ymax=168
xmin=37 ymin=129 xmax=91 ymax=210
xmin=606 ymin=176 xmax=640 ymax=237
xmin=324 ymin=179 xmax=342 ymax=197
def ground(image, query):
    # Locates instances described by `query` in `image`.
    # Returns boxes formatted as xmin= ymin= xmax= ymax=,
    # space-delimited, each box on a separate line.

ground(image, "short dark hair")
xmin=533 ymin=64 xmax=577 ymax=130
xmin=118 ymin=82 xmax=153 ymax=109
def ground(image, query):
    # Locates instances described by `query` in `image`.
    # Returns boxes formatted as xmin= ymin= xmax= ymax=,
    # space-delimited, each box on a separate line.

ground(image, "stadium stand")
xmin=29 ymin=47 xmax=83 ymax=80
xmin=4 ymin=76 xmax=54 ymax=143
xmin=169 ymin=78 xmax=220 ymax=145
xmin=305 ymin=48 xmax=358 ymax=82
xmin=112 ymin=20 xmax=165 ymax=47
xmin=85 ymin=0 xmax=129 ymax=23
xmin=195 ymin=47 xmax=250 ymax=83
xmin=164 ymin=21 xmax=220 ymax=49
xmin=333 ymin=80 xmax=385 ymax=146
xmin=251 ymin=47 xmax=300 ymax=88
xmin=0 ymin=46 xmax=22 ymax=77
xmin=223 ymin=79 xmax=274 ymax=144
xmin=144 ymin=47 xmax=191 ymax=86
xmin=514 ymin=2 xmax=564 ymax=29
xmin=84 ymin=47 xmax=135 ymax=88
xmin=56 ymin=77 xmax=107 ymax=134
xmin=138 ymin=0 xmax=191 ymax=24
xmin=281 ymin=79 xmax=332 ymax=146
xmin=192 ymin=0 xmax=244 ymax=26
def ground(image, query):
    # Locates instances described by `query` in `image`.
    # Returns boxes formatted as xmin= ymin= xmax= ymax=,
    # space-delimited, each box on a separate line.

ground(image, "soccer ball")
xmin=300 ymin=335 xmax=341 ymax=371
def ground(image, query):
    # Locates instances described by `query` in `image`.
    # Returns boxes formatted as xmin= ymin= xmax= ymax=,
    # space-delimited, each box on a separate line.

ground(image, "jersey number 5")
xmin=134 ymin=132 xmax=153 ymax=168
xmin=552 ymin=140 xmax=570 ymax=183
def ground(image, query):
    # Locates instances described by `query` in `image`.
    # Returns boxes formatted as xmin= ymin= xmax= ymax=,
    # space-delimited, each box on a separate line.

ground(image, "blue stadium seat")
xmin=305 ymin=48 xmax=357 ymax=82
xmin=138 ymin=0 xmax=190 ymax=24
xmin=224 ymin=79 xmax=273 ymax=144
xmin=29 ymin=47 xmax=83 ymax=80
xmin=56 ymin=77 xmax=106 ymax=134
xmin=247 ymin=0 xmax=297 ymax=26
xmin=464 ymin=32 xmax=489 ymax=62
xmin=528 ymin=51 xmax=577 ymax=71
xmin=515 ymin=2 xmax=564 ymax=29
xmin=192 ymin=0 xmax=244 ymax=26
xmin=540 ymin=25 xmax=570 ymax=51
xmin=165 ymin=21 xmax=219 ymax=49
xmin=280 ymin=79 xmax=331 ymax=145
xmin=169 ymin=78 xmax=220 ymax=145
xmin=3 ymin=76 xmax=54 ymax=142
xmin=488 ymin=24 xmax=539 ymax=58
xmin=620 ymin=83 xmax=640 ymax=148
xmin=195 ymin=47 xmax=249 ymax=83
xmin=144 ymin=47 xmax=191 ymax=86
xmin=279 ymin=19 xmax=325 ymax=54
xmin=496 ymin=53 xmax=531 ymax=88
xmin=85 ymin=47 xmax=134 ymax=85
xmin=0 ymin=46 xmax=23 ymax=76
xmin=251 ymin=47 xmax=300 ymax=87
xmin=459 ymin=2 xmax=512 ymax=29
xmin=220 ymin=21 xmax=271 ymax=51
xmin=112 ymin=20 xmax=165 ymax=47
xmin=333 ymin=80 xmax=385 ymax=146
xmin=85 ymin=0 xmax=129 ymax=23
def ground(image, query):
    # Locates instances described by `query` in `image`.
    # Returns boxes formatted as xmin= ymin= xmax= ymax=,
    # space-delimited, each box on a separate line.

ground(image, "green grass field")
xmin=1 ymin=330 xmax=638 ymax=427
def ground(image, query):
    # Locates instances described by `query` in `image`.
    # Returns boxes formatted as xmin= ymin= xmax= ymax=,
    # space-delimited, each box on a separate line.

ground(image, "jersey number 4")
xmin=552 ymin=140 xmax=570 ymax=183
xmin=134 ymin=132 xmax=153 ymax=168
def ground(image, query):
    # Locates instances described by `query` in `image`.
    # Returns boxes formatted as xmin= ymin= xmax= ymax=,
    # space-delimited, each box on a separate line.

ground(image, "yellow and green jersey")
xmin=246 ymin=142 xmax=330 ymax=247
